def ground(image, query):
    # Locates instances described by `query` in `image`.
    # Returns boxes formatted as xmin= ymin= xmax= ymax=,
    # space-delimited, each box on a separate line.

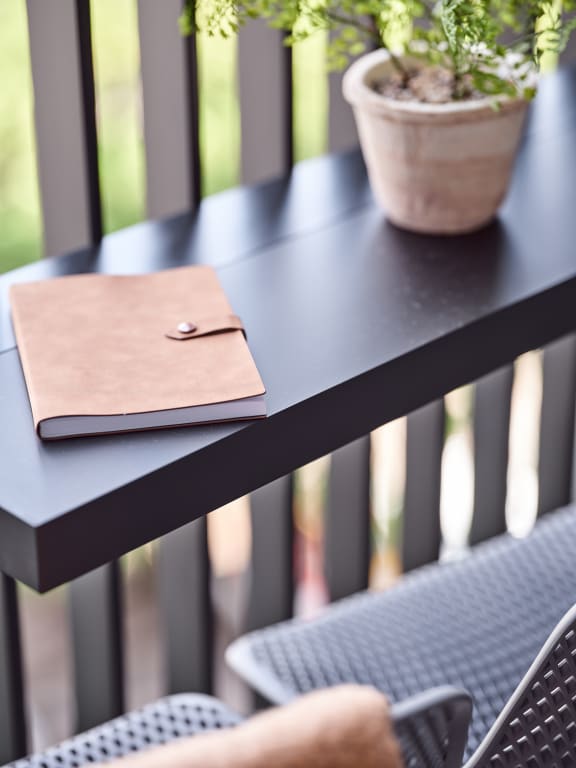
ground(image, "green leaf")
xmin=188 ymin=0 xmax=576 ymax=91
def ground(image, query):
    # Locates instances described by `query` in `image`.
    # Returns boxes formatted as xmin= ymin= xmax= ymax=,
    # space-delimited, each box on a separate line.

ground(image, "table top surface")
xmin=2 ymin=68 xmax=576 ymax=591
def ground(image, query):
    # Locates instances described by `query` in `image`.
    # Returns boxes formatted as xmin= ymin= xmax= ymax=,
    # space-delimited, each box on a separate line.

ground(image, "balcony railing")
xmin=2 ymin=1 xmax=576 ymax=762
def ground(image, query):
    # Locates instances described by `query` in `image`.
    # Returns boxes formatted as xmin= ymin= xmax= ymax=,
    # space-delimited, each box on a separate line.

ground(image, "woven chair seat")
xmin=7 ymin=694 xmax=241 ymax=768
xmin=227 ymin=505 xmax=576 ymax=763
xmin=5 ymin=687 xmax=471 ymax=768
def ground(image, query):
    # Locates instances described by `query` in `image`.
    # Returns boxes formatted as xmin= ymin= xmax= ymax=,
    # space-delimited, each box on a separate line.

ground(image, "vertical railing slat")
xmin=26 ymin=0 xmax=102 ymax=256
xmin=28 ymin=0 xmax=123 ymax=736
xmin=328 ymin=67 xmax=358 ymax=153
xmin=324 ymin=437 xmax=371 ymax=601
xmin=137 ymin=1 xmax=210 ymax=701
xmin=0 ymin=575 xmax=27 ymax=762
xmin=538 ymin=335 xmax=576 ymax=516
xmin=74 ymin=0 xmax=102 ymax=242
xmin=246 ymin=477 xmax=294 ymax=631
xmin=325 ymin=35 xmax=363 ymax=606
xmin=137 ymin=0 xmax=201 ymax=218
xmin=470 ymin=366 xmax=514 ymax=544
xmin=562 ymin=35 xmax=576 ymax=62
xmin=238 ymin=20 xmax=294 ymax=643
xmin=69 ymin=562 xmax=124 ymax=731
xmin=402 ymin=401 xmax=445 ymax=571
xmin=157 ymin=517 xmax=213 ymax=694
xmin=238 ymin=21 xmax=293 ymax=184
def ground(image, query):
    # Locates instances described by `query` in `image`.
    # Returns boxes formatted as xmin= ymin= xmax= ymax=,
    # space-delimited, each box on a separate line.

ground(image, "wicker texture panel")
xmin=472 ymin=619 xmax=576 ymax=767
xmin=232 ymin=506 xmax=576 ymax=763
xmin=396 ymin=707 xmax=451 ymax=768
xmin=7 ymin=694 xmax=241 ymax=768
xmin=7 ymin=690 xmax=459 ymax=768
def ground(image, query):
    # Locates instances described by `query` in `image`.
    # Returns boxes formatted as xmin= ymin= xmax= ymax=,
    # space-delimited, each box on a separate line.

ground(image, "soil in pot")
xmin=374 ymin=63 xmax=490 ymax=104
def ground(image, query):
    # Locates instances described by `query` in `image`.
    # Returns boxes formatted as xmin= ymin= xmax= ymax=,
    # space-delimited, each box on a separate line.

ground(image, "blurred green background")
xmin=0 ymin=0 xmax=328 ymax=274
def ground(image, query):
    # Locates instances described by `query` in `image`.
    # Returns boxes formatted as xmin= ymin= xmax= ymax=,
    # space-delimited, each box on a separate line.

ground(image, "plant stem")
xmin=388 ymin=52 xmax=411 ymax=81
xmin=452 ymin=70 xmax=468 ymax=100
xmin=324 ymin=10 xmax=411 ymax=81
xmin=324 ymin=10 xmax=381 ymax=42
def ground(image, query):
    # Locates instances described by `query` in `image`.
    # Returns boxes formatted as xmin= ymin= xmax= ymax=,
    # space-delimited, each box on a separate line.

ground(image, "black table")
xmin=2 ymin=68 xmax=576 ymax=593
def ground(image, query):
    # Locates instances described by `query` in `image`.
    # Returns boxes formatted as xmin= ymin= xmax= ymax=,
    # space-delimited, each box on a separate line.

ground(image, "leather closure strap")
xmin=165 ymin=314 xmax=246 ymax=341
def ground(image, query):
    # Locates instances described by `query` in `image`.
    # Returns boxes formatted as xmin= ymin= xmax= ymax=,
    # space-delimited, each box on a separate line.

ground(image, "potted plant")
xmin=183 ymin=1 xmax=576 ymax=234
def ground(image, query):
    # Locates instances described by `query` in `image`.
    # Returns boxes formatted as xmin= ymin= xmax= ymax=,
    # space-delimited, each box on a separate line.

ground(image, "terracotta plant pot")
xmin=343 ymin=49 xmax=530 ymax=235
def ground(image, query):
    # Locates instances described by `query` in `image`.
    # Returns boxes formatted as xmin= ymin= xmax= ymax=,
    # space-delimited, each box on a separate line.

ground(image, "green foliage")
xmin=185 ymin=0 xmax=576 ymax=99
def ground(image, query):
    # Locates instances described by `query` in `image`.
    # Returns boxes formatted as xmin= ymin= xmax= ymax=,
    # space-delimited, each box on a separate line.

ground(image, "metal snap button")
xmin=177 ymin=321 xmax=197 ymax=334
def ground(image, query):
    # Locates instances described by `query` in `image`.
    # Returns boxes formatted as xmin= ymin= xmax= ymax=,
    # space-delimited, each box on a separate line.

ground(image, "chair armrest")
xmin=391 ymin=686 xmax=473 ymax=768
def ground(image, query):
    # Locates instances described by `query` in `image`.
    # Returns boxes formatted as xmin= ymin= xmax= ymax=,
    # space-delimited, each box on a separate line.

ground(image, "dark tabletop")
xmin=2 ymin=68 xmax=576 ymax=592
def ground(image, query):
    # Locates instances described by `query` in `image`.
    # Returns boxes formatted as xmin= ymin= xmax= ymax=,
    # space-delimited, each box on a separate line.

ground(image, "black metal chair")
xmin=12 ymin=507 xmax=576 ymax=768
xmin=5 ymin=687 xmax=474 ymax=768
xmin=5 ymin=695 xmax=241 ymax=768
xmin=227 ymin=504 xmax=576 ymax=767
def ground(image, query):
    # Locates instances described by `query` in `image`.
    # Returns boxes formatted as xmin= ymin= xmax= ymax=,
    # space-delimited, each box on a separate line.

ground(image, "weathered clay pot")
xmin=343 ymin=49 xmax=530 ymax=234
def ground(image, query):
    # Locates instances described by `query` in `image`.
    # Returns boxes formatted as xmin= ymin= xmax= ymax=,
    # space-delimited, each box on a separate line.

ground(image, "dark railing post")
xmin=239 ymin=21 xmax=293 ymax=184
xmin=158 ymin=517 xmax=213 ymax=694
xmin=74 ymin=0 xmax=103 ymax=243
xmin=247 ymin=477 xmax=294 ymax=630
xmin=26 ymin=0 xmax=102 ymax=256
xmin=538 ymin=335 xmax=576 ymax=516
xmin=0 ymin=574 xmax=27 ymax=762
xmin=470 ymin=366 xmax=514 ymax=545
xmin=328 ymin=37 xmax=359 ymax=153
xmin=70 ymin=562 xmax=124 ymax=731
xmin=402 ymin=401 xmax=445 ymax=571
xmin=324 ymin=437 xmax=371 ymax=601
xmin=183 ymin=7 xmax=202 ymax=208
xmin=137 ymin=0 xmax=202 ymax=218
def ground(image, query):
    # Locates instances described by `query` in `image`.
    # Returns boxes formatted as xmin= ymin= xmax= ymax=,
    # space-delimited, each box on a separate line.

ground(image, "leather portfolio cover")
xmin=10 ymin=266 xmax=266 ymax=440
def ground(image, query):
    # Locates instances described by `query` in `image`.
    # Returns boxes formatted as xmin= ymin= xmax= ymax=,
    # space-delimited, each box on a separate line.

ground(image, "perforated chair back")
xmin=392 ymin=687 xmax=472 ymax=768
xmin=5 ymin=687 xmax=474 ymax=768
xmin=467 ymin=605 xmax=576 ymax=767
xmin=227 ymin=506 xmax=576 ymax=765
xmin=6 ymin=694 xmax=241 ymax=768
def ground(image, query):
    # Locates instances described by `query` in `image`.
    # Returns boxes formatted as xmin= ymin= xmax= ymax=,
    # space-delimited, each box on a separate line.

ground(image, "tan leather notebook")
xmin=10 ymin=266 xmax=266 ymax=440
